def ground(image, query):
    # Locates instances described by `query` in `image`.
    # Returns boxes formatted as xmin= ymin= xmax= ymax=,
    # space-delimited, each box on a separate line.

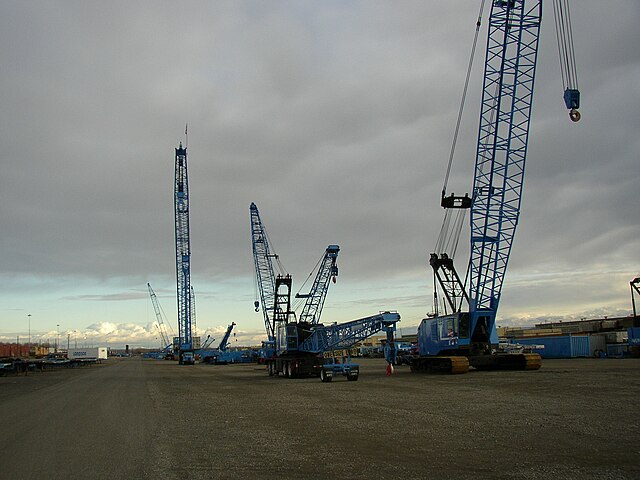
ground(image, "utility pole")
xmin=28 ymin=314 xmax=31 ymax=356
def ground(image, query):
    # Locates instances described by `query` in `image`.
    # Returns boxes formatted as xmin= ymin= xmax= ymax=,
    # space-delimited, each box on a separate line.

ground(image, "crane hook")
xmin=569 ymin=108 xmax=581 ymax=122
xmin=254 ymin=300 xmax=260 ymax=312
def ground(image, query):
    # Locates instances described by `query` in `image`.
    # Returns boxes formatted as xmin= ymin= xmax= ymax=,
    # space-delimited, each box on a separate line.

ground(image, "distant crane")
xmin=147 ymin=283 xmax=173 ymax=353
xmin=174 ymin=142 xmax=194 ymax=364
xmin=250 ymin=202 xmax=399 ymax=381
xmin=198 ymin=322 xmax=237 ymax=364
xmin=200 ymin=334 xmax=216 ymax=350
xmin=250 ymin=202 xmax=281 ymax=350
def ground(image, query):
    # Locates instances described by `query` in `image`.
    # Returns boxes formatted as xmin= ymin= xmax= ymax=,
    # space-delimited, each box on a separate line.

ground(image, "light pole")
xmin=56 ymin=324 xmax=60 ymax=353
xmin=28 ymin=314 xmax=31 ymax=356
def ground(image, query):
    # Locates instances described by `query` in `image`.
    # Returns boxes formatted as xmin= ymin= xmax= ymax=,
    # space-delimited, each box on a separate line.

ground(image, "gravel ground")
xmin=1 ymin=356 xmax=638 ymax=479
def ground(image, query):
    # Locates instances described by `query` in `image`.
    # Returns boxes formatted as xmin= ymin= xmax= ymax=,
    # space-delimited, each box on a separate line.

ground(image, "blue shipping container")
xmin=570 ymin=335 xmax=591 ymax=357
xmin=628 ymin=327 xmax=640 ymax=346
xmin=512 ymin=335 xmax=591 ymax=358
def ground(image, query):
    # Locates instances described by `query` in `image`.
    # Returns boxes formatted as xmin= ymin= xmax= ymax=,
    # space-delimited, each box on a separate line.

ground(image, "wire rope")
xmin=442 ymin=0 xmax=487 ymax=197
xmin=292 ymin=253 xmax=323 ymax=311
xmin=553 ymin=0 xmax=579 ymax=90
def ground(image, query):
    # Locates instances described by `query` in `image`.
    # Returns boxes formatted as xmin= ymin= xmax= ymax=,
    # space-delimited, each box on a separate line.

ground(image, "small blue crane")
xmin=250 ymin=203 xmax=399 ymax=381
xmin=198 ymin=322 xmax=239 ymax=364
xmin=218 ymin=322 xmax=236 ymax=352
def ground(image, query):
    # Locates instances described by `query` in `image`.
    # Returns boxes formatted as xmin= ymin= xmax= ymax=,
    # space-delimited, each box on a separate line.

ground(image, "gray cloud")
xmin=1 ymin=1 xmax=638 ymax=344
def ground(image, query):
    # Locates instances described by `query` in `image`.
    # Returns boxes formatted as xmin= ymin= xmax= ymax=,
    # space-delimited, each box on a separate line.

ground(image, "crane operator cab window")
xmin=286 ymin=324 xmax=299 ymax=350
xmin=446 ymin=318 xmax=456 ymax=338
xmin=458 ymin=313 xmax=470 ymax=339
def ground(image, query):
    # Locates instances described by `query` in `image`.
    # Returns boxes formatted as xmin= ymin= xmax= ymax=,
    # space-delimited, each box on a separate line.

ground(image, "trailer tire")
xmin=320 ymin=368 xmax=332 ymax=383
xmin=347 ymin=372 xmax=359 ymax=381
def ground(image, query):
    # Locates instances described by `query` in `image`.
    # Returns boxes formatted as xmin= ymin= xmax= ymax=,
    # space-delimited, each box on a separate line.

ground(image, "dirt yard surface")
xmin=1 ymin=356 xmax=638 ymax=479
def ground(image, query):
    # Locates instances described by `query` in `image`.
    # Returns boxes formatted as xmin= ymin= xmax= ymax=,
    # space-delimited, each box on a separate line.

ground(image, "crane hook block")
xmin=569 ymin=109 xmax=581 ymax=122
xmin=563 ymin=89 xmax=580 ymax=122
xmin=563 ymin=88 xmax=580 ymax=109
xmin=254 ymin=300 xmax=260 ymax=312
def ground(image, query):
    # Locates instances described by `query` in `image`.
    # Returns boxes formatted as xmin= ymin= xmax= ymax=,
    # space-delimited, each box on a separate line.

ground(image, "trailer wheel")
xmin=347 ymin=372 xmax=359 ymax=381
xmin=320 ymin=368 xmax=332 ymax=383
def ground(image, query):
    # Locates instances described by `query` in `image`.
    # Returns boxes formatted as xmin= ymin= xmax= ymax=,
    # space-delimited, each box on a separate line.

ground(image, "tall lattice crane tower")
xmin=174 ymin=142 xmax=194 ymax=362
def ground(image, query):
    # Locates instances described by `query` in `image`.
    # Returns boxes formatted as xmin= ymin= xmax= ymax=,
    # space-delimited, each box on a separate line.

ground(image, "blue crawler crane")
xmin=199 ymin=323 xmax=239 ymax=364
xmin=413 ymin=0 xmax=578 ymax=374
xmin=250 ymin=203 xmax=399 ymax=381
xmin=415 ymin=1 xmax=580 ymax=373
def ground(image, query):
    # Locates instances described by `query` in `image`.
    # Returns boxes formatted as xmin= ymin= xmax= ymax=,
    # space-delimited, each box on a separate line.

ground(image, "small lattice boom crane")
xmin=250 ymin=203 xmax=399 ymax=381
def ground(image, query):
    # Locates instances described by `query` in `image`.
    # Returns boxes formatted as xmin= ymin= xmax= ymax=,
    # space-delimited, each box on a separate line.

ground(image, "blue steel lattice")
xmin=298 ymin=312 xmax=400 ymax=354
xmin=297 ymin=245 xmax=339 ymax=325
xmin=469 ymin=0 xmax=541 ymax=313
xmin=250 ymin=203 xmax=277 ymax=341
xmin=175 ymin=144 xmax=192 ymax=347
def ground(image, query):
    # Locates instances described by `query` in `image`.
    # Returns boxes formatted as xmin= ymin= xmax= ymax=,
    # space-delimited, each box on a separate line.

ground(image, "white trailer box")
xmin=67 ymin=347 xmax=108 ymax=360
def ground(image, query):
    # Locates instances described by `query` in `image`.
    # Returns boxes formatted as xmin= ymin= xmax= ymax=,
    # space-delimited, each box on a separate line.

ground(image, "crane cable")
xmin=253 ymin=226 xmax=288 ymax=312
xmin=553 ymin=0 xmax=580 ymax=121
xmin=553 ymin=0 xmax=579 ymax=92
xmin=436 ymin=0 xmax=486 ymax=257
xmin=292 ymin=253 xmax=324 ymax=311
xmin=441 ymin=0 xmax=487 ymax=198
xmin=262 ymin=228 xmax=288 ymax=277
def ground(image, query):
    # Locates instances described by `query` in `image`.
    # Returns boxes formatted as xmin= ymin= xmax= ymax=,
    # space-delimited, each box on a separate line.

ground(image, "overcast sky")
xmin=1 ymin=1 xmax=638 ymax=348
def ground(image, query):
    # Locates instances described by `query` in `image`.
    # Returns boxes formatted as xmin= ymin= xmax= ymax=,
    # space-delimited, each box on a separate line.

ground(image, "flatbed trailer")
xmin=266 ymin=351 xmax=360 ymax=382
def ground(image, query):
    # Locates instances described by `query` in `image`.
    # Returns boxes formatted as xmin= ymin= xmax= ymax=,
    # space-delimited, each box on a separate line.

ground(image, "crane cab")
xmin=418 ymin=311 xmax=500 ymax=357
xmin=418 ymin=313 xmax=467 ymax=356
